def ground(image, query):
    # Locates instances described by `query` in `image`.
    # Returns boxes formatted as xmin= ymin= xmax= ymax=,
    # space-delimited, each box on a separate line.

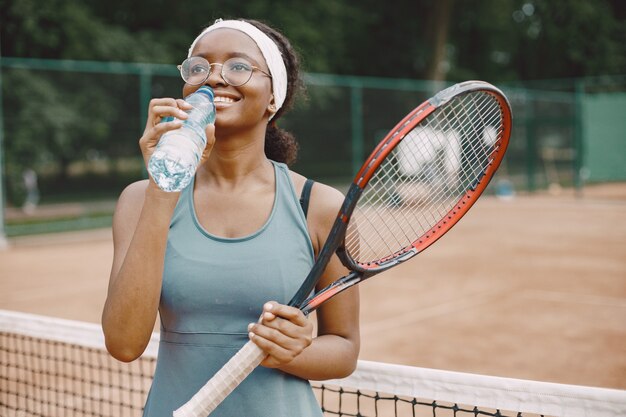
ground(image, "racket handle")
xmin=173 ymin=340 xmax=266 ymax=417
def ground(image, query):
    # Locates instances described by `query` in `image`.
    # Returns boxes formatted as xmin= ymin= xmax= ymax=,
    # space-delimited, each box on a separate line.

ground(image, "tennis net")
xmin=1 ymin=309 xmax=625 ymax=417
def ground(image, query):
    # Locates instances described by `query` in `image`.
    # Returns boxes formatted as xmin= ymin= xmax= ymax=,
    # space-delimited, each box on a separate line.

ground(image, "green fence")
xmin=582 ymin=92 xmax=626 ymax=182
xmin=0 ymin=57 xmax=624 ymax=237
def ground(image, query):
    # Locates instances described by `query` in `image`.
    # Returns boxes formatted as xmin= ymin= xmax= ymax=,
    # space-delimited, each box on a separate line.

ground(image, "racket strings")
xmin=346 ymin=91 xmax=505 ymax=265
xmin=443 ymin=94 xmax=502 ymax=186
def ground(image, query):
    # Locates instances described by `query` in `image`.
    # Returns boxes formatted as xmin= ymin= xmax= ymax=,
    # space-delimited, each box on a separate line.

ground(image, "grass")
xmin=5 ymin=212 xmax=113 ymax=237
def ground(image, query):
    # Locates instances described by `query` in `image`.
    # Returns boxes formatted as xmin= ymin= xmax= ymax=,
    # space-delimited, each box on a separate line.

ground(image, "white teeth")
xmin=214 ymin=96 xmax=236 ymax=103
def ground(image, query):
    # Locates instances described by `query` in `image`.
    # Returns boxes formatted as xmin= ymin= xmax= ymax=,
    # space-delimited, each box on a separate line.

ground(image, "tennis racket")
xmin=173 ymin=80 xmax=513 ymax=417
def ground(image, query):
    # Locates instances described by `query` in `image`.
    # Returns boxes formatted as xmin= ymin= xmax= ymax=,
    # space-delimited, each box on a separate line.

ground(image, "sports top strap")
xmin=299 ymin=178 xmax=315 ymax=218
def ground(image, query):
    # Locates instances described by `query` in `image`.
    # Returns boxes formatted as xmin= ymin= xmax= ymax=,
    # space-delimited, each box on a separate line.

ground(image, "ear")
xmin=267 ymin=96 xmax=277 ymax=114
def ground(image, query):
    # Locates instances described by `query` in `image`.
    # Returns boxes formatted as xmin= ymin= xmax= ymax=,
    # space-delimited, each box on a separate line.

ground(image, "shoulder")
xmin=288 ymin=171 xmax=344 ymax=212
xmin=308 ymin=182 xmax=344 ymax=215
xmin=116 ymin=179 xmax=150 ymax=210
xmin=112 ymin=180 xmax=150 ymax=231
xmin=289 ymin=171 xmax=344 ymax=253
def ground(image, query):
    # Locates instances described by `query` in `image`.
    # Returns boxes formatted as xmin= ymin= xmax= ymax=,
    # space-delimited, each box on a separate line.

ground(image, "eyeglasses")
xmin=177 ymin=56 xmax=272 ymax=87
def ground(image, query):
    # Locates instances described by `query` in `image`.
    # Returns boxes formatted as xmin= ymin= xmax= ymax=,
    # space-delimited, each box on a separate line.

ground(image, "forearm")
xmin=102 ymin=186 xmax=178 ymax=361
xmin=278 ymin=333 xmax=359 ymax=381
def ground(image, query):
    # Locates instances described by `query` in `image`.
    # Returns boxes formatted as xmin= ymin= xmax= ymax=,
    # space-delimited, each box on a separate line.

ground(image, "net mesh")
xmin=1 ymin=310 xmax=624 ymax=417
xmin=316 ymin=386 xmax=520 ymax=417
xmin=346 ymin=91 xmax=505 ymax=265
xmin=1 ymin=332 xmax=154 ymax=417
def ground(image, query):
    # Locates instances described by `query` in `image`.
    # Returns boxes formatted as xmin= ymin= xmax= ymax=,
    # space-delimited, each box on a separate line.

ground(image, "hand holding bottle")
xmin=139 ymin=98 xmax=191 ymax=168
xmin=146 ymin=86 xmax=217 ymax=192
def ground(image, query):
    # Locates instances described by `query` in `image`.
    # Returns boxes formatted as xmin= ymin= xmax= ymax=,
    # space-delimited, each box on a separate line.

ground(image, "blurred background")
xmin=0 ymin=0 xmax=624 ymax=238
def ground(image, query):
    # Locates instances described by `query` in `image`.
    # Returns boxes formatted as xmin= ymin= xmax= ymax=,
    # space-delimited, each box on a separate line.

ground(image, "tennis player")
xmin=102 ymin=18 xmax=360 ymax=417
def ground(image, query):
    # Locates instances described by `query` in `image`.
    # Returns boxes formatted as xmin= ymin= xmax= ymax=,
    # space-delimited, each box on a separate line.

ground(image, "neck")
xmin=198 ymin=129 xmax=273 ymax=188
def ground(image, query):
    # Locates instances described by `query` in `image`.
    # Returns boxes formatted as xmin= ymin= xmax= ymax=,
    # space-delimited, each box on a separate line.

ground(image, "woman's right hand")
xmin=139 ymin=98 xmax=192 ymax=168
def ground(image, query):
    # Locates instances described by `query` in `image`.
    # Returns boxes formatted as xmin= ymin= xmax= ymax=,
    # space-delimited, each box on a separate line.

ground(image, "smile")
xmin=214 ymin=96 xmax=237 ymax=104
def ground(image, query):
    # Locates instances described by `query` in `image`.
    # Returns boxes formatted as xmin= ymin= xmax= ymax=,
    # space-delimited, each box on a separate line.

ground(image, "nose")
xmin=205 ymin=63 xmax=226 ymax=87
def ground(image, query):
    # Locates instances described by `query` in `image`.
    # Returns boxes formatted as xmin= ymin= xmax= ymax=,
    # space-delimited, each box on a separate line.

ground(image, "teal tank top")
xmin=142 ymin=161 xmax=321 ymax=417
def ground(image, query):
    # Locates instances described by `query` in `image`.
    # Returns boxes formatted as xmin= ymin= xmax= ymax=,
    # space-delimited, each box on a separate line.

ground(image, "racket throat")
xmin=300 ymin=271 xmax=363 ymax=316
xmin=288 ymin=184 xmax=363 ymax=308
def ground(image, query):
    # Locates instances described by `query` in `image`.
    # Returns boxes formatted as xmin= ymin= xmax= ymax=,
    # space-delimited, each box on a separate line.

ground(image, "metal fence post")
xmin=350 ymin=82 xmax=364 ymax=176
xmin=139 ymin=66 xmax=152 ymax=178
xmin=139 ymin=65 xmax=153 ymax=137
xmin=524 ymin=89 xmax=536 ymax=192
xmin=573 ymin=79 xmax=585 ymax=194
xmin=0 ymin=37 xmax=8 ymax=248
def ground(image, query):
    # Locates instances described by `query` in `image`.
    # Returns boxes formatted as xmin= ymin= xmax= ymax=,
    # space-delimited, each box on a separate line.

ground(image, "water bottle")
xmin=148 ymin=86 xmax=216 ymax=192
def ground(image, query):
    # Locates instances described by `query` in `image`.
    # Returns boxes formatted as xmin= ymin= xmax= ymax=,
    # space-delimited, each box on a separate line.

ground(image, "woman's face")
xmin=183 ymin=28 xmax=274 ymax=132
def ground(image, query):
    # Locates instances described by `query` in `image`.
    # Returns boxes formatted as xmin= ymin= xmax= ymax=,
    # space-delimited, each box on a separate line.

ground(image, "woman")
xmin=102 ymin=18 xmax=360 ymax=417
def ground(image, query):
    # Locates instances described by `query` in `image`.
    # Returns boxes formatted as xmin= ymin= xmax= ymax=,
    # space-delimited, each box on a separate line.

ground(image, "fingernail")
xmin=248 ymin=332 xmax=255 ymax=339
xmin=264 ymin=312 xmax=273 ymax=320
xmin=247 ymin=323 xmax=254 ymax=331
xmin=264 ymin=303 xmax=273 ymax=311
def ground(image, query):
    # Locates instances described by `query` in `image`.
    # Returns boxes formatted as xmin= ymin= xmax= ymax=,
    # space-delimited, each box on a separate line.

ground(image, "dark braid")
xmin=243 ymin=19 xmax=304 ymax=166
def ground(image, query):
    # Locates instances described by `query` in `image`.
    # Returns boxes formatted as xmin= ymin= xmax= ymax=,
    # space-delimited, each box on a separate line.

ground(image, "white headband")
xmin=187 ymin=19 xmax=288 ymax=119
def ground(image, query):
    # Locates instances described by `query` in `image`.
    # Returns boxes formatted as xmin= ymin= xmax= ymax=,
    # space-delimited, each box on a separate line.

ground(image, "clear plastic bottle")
xmin=148 ymin=86 xmax=216 ymax=192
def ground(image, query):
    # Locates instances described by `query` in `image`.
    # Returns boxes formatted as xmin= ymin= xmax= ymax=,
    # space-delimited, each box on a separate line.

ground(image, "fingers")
xmin=248 ymin=302 xmax=312 ymax=368
xmin=176 ymin=98 xmax=192 ymax=110
xmin=150 ymin=119 xmax=183 ymax=138
xmin=249 ymin=334 xmax=295 ymax=368
xmin=139 ymin=98 xmax=193 ymax=166
xmin=145 ymin=98 xmax=190 ymax=131
xmin=262 ymin=302 xmax=308 ymax=326
xmin=138 ymin=119 xmax=182 ymax=165
xmin=249 ymin=326 xmax=310 ymax=368
xmin=139 ymin=96 xmax=215 ymax=180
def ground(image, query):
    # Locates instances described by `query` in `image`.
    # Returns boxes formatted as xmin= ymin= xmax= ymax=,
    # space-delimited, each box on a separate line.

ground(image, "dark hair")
xmin=243 ymin=19 xmax=304 ymax=166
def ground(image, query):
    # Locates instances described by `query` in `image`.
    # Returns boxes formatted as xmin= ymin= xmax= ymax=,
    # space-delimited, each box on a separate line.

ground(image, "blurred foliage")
xmin=0 ymin=0 xmax=624 ymax=207
xmin=2 ymin=0 xmax=624 ymax=79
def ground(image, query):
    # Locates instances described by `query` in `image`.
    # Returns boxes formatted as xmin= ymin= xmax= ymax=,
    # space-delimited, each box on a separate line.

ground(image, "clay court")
xmin=1 ymin=183 xmax=625 ymax=391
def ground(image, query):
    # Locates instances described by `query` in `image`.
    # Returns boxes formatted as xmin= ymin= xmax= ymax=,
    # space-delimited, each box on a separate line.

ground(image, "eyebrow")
xmin=191 ymin=51 xmax=264 ymax=67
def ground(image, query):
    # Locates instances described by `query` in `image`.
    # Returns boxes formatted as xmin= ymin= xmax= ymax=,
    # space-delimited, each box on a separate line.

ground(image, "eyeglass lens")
xmin=180 ymin=57 xmax=254 ymax=86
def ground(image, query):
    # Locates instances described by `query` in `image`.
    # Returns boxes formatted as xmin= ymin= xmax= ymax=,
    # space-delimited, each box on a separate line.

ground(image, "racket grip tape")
xmin=173 ymin=340 xmax=266 ymax=417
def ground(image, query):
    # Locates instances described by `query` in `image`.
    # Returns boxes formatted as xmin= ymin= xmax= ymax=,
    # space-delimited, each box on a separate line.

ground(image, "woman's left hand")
xmin=248 ymin=301 xmax=313 ymax=368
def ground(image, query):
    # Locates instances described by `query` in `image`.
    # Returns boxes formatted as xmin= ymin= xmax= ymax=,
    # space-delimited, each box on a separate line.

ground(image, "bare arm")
xmin=102 ymin=97 xmax=215 ymax=362
xmin=248 ymin=182 xmax=360 ymax=380
xmin=102 ymin=180 xmax=179 ymax=362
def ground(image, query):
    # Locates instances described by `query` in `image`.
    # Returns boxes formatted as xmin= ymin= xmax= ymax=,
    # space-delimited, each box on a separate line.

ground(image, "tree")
xmin=3 ymin=0 xmax=623 ymax=79
xmin=446 ymin=0 xmax=625 ymax=82
xmin=510 ymin=0 xmax=625 ymax=79
xmin=426 ymin=0 xmax=455 ymax=82
xmin=1 ymin=0 xmax=624 ymax=204
xmin=0 ymin=0 xmax=179 ymax=62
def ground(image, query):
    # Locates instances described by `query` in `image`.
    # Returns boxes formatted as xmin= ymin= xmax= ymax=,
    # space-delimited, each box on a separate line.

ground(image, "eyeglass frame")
xmin=177 ymin=56 xmax=272 ymax=87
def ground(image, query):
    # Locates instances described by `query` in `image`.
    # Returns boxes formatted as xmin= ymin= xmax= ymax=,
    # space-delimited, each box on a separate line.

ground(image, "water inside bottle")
xmin=148 ymin=150 xmax=194 ymax=192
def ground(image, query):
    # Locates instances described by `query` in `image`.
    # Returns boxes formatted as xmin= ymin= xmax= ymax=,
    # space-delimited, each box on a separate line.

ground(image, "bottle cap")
xmin=193 ymin=86 xmax=214 ymax=100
